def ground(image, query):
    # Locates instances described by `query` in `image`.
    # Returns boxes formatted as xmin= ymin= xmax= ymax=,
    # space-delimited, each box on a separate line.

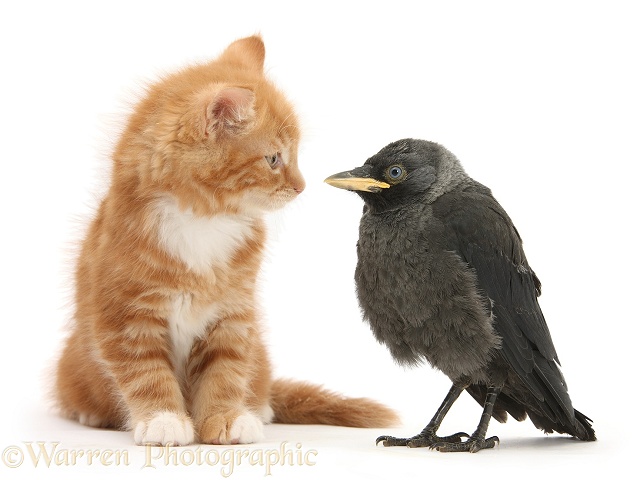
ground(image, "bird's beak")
xmin=324 ymin=166 xmax=390 ymax=193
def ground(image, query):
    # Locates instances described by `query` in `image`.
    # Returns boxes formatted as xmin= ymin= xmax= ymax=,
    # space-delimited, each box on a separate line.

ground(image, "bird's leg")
xmin=431 ymin=385 xmax=501 ymax=453
xmin=376 ymin=383 xmax=469 ymax=447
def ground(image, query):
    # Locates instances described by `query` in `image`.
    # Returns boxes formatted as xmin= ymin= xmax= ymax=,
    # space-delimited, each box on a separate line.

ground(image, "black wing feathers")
xmin=433 ymin=183 xmax=575 ymax=423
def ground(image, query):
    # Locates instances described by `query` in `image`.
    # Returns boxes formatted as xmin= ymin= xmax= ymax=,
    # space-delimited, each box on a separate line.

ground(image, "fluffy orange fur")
xmin=55 ymin=35 xmax=398 ymax=446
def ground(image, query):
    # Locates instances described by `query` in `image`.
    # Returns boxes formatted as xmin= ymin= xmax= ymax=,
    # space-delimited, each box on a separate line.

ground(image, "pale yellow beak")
xmin=324 ymin=170 xmax=390 ymax=193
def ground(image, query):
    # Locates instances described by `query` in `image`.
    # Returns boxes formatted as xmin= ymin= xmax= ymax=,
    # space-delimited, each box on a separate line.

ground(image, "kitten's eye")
xmin=387 ymin=165 xmax=405 ymax=181
xmin=265 ymin=152 xmax=282 ymax=169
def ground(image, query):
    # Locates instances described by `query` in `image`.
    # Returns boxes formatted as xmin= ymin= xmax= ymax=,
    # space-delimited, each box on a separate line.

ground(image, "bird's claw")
xmin=376 ymin=431 xmax=470 ymax=448
xmin=376 ymin=435 xmax=408 ymax=447
xmin=407 ymin=431 xmax=469 ymax=447
xmin=430 ymin=435 xmax=499 ymax=453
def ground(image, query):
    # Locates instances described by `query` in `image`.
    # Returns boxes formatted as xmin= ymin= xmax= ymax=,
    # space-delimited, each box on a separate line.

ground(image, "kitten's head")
xmin=119 ymin=35 xmax=304 ymax=216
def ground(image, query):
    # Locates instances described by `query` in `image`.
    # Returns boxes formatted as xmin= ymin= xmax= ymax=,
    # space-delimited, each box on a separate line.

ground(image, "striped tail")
xmin=269 ymin=378 xmax=399 ymax=428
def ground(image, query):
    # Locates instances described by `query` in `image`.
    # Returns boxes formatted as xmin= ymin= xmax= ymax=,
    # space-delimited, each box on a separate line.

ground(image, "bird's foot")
xmin=376 ymin=431 xmax=469 ymax=448
xmin=430 ymin=435 xmax=499 ymax=453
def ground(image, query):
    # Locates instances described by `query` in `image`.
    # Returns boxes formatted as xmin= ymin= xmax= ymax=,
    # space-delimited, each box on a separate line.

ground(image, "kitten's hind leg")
xmin=78 ymin=412 xmax=109 ymax=428
xmin=56 ymin=331 xmax=125 ymax=430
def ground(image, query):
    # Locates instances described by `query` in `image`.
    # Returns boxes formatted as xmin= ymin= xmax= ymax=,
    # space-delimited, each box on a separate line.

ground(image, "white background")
xmin=1 ymin=1 xmax=638 ymax=478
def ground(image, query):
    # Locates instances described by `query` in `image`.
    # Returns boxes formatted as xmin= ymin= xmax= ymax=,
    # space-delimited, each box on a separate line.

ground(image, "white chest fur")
xmin=167 ymin=293 xmax=220 ymax=380
xmin=154 ymin=196 xmax=254 ymax=275
xmin=153 ymin=196 xmax=255 ymax=377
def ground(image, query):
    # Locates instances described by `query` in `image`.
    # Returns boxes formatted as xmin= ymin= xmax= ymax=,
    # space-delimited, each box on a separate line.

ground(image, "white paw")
xmin=229 ymin=412 xmax=264 ymax=444
xmin=134 ymin=411 xmax=195 ymax=446
xmin=258 ymin=404 xmax=275 ymax=424
xmin=78 ymin=413 xmax=105 ymax=428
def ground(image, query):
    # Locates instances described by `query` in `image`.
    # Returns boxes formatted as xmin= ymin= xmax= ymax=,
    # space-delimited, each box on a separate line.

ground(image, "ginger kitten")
xmin=55 ymin=36 xmax=397 ymax=446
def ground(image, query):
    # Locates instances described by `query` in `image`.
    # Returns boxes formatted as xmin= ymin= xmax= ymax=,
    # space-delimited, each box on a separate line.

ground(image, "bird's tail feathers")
xmin=571 ymin=409 xmax=596 ymax=441
xmin=528 ymin=408 xmax=595 ymax=441
xmin=269 ymin=378 xmax=399 ymax=428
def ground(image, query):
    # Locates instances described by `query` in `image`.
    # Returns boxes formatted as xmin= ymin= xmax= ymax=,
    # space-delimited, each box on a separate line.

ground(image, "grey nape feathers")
xmin=325 ymin=139 xmax=595 ymax=453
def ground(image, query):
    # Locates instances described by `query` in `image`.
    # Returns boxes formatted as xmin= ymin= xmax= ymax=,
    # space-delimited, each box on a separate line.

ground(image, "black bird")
xmin=324 ymin=139 xmax=595 ymax=452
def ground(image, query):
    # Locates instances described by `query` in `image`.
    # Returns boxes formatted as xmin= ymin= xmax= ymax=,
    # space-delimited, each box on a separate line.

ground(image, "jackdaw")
xmin=324 ymin=139 xmax=595 ymax=452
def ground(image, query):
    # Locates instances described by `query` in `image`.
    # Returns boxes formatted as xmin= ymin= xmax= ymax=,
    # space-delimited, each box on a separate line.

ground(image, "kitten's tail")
xmin=269 ymin=378 xmax=399 ymax=428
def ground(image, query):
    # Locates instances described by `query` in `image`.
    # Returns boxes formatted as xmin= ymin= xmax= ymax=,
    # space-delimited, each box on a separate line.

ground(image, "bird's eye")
xmin=265 ymin=152 xmax=281 ymax=169
xmin=387 ymin=165 xmax=405 ymax=181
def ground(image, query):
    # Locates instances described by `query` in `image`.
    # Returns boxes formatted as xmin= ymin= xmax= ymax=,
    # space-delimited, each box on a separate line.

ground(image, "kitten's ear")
xmin=219 ymin=35 xmax=265 ymax=72
xmin=180 ymin=86 xmax=255 ymax=141
xmin=205 ymin=87 xmax=255 ymax=135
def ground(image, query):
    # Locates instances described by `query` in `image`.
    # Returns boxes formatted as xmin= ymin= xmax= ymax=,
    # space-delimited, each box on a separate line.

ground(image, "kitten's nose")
xmin=291 ymin=176 xmax=305 ymax=194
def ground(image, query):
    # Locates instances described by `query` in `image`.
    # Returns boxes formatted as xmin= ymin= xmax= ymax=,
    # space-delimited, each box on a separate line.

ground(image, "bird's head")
xmin=325 ymin=139 xmax=469 ymax=212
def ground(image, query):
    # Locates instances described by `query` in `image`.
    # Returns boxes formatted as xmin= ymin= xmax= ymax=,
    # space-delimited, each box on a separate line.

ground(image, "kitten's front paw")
xmin=199 ymin=411 xmax=264 ymax=444
xmin=134 ymin=411 xmax=195 ymax=446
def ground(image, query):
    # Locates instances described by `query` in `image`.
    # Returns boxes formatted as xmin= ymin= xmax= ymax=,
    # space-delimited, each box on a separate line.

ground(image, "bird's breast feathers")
xmin=355 ymin=211 xmax=500 ymax=380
